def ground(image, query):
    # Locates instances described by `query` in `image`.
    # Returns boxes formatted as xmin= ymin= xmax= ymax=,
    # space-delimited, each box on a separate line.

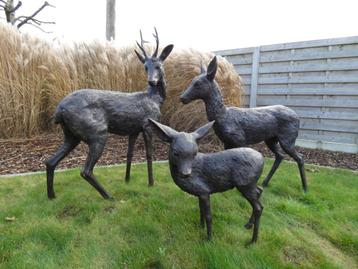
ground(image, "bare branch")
xmin=0 ymin=5 xmax=5 ymax=9
xmin=10 ymin=1 xmax=22 ymax=13
xmin=14 ymin=15 xmax=27 ymax=22
xmin=46 ymin=2 xmax=55 ymax=8
xmin=15 ymin=15 xmax=55 ymax=25
xmin=17 ymin=1 xmax=54 ymax=29
xmin=25 ymin=21 xmax=52 ymax=34
xmin=0 ymin=0 xmax=6 ymax=4
xmin=31 ymin=18 xmax=55 ymax=25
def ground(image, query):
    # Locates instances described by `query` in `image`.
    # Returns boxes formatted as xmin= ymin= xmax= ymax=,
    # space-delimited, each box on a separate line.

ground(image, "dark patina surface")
xmin=45 ymin=29 xmax=173 ymax=199
xmin=149 ymin=119 xmax=264 ymax=244
xmin=180 ymin=56 xmax=308 ymax=192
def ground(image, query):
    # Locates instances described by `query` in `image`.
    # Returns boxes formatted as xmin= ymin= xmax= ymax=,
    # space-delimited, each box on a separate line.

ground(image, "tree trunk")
xmin=106 ymin=0 xmax=116 ymax=41
xmin=5 ymin=0 xmax=16 ymax=25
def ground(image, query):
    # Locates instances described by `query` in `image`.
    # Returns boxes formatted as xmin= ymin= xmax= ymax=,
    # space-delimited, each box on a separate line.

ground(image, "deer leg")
xmin=201 ymin=194 xmax=212 ymax=240
xmin=239 ymin=185 xmax=263 ymax=244
xmin=279 ymin=142 xmax=308 ymax=192
xmin=125 ymin=133 xmax=139 ymax=183
xmin=198 ymin=197 xmax=205 ymax=228
xmin=251 ymin=199 xmax=263 ymax=244
xmin=143 ymin=130 xmax=154 ymax=186
xmin=244 ymin=213 xmax=255 ymax=230
xmin=244 ymin=186 xmax=263 ymax=229
xmin=45 ymin=130 xmax=79 ymax=199
xmin=80 ymin=136 xmax=112 ymax=199
xmin=262 ymin=138 xmax=284 ymax=187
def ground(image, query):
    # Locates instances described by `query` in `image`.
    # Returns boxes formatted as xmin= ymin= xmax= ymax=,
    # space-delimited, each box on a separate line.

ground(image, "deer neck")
xmin=204 ymin=84 xmax=226 ymax=121
xmin=148 ymin=77 xmax=166 ymax=105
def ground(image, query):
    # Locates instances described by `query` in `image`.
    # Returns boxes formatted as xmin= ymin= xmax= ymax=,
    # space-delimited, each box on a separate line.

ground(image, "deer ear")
xmin=148 ymin=119 xmax=177 ymax=143
xmin=134 ymin=50 xmax=145 ymax=63
xmin=206 ymin=56 xmax=217 ymax=81
xmin=192 ymin=121 xmax=215 ymax=142
xmin=159 ymin=44 xmax=174 ymax=62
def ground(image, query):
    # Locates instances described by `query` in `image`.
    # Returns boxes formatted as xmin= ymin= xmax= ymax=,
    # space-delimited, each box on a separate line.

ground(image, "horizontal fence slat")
xmin=216 ymin=47 xmax=255 ymax=56
xmin=260 ymin=46 xmax=358 ymax=63
xmin=296 ymin=139 xmax=358 ymax=153
xmin=257 ymin=96 xmax=358 ymax=108
xmin=260 ymin=36 xmax=358 ymax=52
xmin=225 ymin=54 xmax=253 ymax=65
xmin=299 ymin=120 xmax=358 ymax=134
xmin=234 ymin=65 xmax=252 ymax=75
xmin=257 ymin=87 xmax=358 ymax=96
xmin=241 ymin=88 xmax=251 ymax=95
xmin=258 ymin=70 xmax=358 ymax=84
xmin=296 ymin=110 xmax=358 ymax=121
xmin=239 ymin=74 xmax=252 ymax=85
xmin=298 ymin=130 xmax=358 ymax=145
xmin=300 ymin=117 xmax=358 ymax=131
xmin=257 ymin=83 xmax=358 ymax=95
xmin=257 ymin=58 xmax=358 ymax=74
xmin=299 ymin=126 xmax=357 ymax=134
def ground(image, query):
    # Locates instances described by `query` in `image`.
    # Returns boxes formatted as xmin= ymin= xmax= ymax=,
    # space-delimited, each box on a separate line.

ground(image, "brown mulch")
xmin=0 ymin=133 xmax=357 ymax=175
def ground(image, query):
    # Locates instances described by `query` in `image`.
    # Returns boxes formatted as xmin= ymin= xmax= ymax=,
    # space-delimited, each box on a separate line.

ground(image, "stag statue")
xmin=148 ymin=119 xmax=264 ymax=243
xmin=45 ymin=29 xmax=174 ymax=199
xmin=180 ymin=56 xmax=307 ymax=192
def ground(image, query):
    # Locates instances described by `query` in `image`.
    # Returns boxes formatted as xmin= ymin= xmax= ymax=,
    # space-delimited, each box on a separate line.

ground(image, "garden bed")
xmin=0 ymin=133 xmax=357 ymax=175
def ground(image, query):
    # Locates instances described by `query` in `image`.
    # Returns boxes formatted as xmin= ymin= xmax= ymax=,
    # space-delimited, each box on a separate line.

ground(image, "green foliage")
xmin=0 ymin=161 xmax=357 ymax=268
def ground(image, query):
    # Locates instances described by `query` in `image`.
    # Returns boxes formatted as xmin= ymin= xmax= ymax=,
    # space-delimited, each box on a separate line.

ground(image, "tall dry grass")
xmin=0 ymin=23 xmax=242 ymax=139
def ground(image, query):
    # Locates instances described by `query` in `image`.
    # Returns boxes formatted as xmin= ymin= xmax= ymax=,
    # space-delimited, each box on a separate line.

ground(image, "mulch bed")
xmin=0 ymin=133 xmax=357 ymax=175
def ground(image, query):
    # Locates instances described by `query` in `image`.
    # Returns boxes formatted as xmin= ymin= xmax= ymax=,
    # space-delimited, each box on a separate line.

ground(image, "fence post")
xmin=249 ymin=46 xmax=260 ymax=108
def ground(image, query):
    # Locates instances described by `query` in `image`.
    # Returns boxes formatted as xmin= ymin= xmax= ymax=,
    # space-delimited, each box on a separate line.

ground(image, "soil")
xmin=0 ymin=133 xmax=357 ymax=175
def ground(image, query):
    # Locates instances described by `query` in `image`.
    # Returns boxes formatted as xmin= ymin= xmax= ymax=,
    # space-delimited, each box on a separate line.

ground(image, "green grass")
xmin=0 ymin=160 xmax=357 ymax=269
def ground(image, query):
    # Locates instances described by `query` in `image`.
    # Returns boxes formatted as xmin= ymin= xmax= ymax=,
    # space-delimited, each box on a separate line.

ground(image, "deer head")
xmin=148 ymin=119 xmax=214 ymax=178
xmin=134 ymin=28 xmax=174 ymax=86
xmin=180 ymin=56 xmax=218 ymax=104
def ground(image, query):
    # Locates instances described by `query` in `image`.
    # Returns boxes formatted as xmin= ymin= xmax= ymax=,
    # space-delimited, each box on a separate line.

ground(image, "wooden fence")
xmin=216 ymin=36 xmax=358 ymax=154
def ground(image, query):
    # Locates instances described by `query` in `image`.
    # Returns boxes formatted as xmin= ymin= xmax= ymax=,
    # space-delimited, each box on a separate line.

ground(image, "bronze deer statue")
xmin=181 ymin=56 xmax=307 ymax=192
xmin=149 ymin=119 xmax=265 ymax=243
xmin=45 ymin=29 xmax=173 ymax=199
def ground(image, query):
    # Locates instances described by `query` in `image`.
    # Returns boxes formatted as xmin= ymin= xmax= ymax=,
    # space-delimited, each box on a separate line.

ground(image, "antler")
xmin=152 ymin=27 xmax=159 ymax=57
xmin=136 ymin=30 xmax=148 ymax=59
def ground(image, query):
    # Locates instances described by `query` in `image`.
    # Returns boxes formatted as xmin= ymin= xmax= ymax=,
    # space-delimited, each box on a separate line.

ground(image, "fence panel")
xmin=216 ymin=36 xmax=358 ymax=153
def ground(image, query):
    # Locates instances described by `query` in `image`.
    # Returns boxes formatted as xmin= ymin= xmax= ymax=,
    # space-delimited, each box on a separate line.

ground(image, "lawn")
xmin=0 ymin=160 xmax=357 ymax=269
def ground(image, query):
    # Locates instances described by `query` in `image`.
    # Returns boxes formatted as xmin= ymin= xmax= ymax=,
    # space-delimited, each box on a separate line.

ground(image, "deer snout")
xmin=180 ymin=92 xmax=190 ymax=104
xmin=179 ymin=165 xmax=192 ymax=178
xmin=148 ymin=79 xmax=158 ymax=86
xmin=180 ymin=170 xmax=191 ymax=178
xmin=180 ymin=96 xmax=189 ymax=104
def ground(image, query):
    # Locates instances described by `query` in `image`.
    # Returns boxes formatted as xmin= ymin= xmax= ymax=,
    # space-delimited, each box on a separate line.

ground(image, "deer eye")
xmin=173 ymin=151 xmax=179 ymax=157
